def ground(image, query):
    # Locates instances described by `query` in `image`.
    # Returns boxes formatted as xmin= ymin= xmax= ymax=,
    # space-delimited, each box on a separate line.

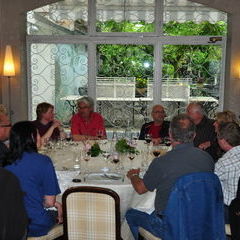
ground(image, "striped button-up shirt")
xmin=215 ymin=145 xmax=240 ymax=205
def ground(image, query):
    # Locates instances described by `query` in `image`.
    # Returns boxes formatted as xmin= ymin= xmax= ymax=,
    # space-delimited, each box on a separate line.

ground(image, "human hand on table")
xmin=127 ymin=168 xmax=140 ymax=179
xmin=152 ymin=138 xmax=162 ymax=145
xmin=54 ymin=201 xmax=63 ymax=224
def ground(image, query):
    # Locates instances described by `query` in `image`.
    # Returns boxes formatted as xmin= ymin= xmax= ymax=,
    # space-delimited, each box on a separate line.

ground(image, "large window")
xmin=27 ymin=0 xmax=227 ymax=129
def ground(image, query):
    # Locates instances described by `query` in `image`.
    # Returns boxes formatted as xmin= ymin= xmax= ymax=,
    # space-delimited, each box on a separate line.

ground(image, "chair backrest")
xmin=229 ymin=176 xmax=240 ymax=239
xmin=162 ymin=172 xmax=226 ymax=240
xmin=62 ymin=186 xmax=121 ymax=240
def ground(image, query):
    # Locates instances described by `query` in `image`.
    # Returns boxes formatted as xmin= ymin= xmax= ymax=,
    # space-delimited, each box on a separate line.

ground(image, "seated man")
xmin=215 ymin=122 xmax=240 ymax=223
xmin=32 ymin=102 xmax=61 ymax=141
xmin=139 ymin=105 xmax=169 ymax=145
xmin=71 ymin=96 xmax=106 ymax=141
xmin=186 ymin=102 xmax=217 ymax=160
xmin=126 ymin=114 xmax=214 ymax=239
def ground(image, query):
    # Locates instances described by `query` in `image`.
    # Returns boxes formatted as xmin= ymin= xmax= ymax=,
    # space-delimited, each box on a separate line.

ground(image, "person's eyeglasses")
xmin=0 ymin=124 xmax=11 ymax=128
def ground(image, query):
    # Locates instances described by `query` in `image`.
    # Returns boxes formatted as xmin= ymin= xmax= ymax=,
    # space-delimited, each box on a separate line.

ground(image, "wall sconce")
xmin=3 ymin=45 xmax=15 ymax=121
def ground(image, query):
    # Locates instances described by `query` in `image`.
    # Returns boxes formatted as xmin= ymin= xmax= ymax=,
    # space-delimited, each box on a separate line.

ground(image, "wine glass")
xmin=73 ymin=153 xmax=81 ymax=170
xmin=145 ymin=133 xmax=152 ymax=144
xmin=112 ymin=131 xmax=118 ymax=141
xmin=163 ymin=136 xmax=171 ymax=146
xmin=97 ymin=129 xmax=104 ymax=140
xmin=152 ymin=145 xmax=162 ymax=158
xmin=111 ymin=152 xmax=120 ymax=173
xmin=83 ymin=151 xmax=91 ymax=175
xmin=65 ymin=131 xmax=71 ymax=142
xmin=128 ymin=152 xmax=135 ymax=169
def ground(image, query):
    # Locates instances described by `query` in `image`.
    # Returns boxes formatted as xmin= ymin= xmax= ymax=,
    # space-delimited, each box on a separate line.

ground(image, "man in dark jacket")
xmin=186 ymin=102 xmax=218 ymax=160
xmin=139 ymin=105 xmax=169 ymax=145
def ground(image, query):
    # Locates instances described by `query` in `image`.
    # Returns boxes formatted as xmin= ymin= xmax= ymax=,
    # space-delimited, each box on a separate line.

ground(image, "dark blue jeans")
xmin=126 ymin=208 xmax=163 ymax=240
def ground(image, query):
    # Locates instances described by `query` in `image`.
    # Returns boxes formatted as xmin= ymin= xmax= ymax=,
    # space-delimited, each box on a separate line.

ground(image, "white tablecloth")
xmin=56 ymin=170 xmax=155 ymax=240
xmin=44 ymin=140 xmax=169 ymax=240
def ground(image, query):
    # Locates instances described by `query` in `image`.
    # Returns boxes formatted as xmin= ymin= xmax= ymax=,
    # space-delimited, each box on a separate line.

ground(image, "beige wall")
xmin=0 ymin=0 xmax=60 ymax=122
xmin=0 ymin=0 xmax=240 ymax=122
xmin=191 ymin=0 xmax=240 ymax=118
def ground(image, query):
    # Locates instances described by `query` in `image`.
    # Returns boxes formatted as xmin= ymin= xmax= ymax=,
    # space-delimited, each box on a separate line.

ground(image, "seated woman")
xmin=71 ymin=96 xmax=106 ymax=141
xmin=4 ymin=121 xmax=62 ymax=237
xmin=32 ymin=102 xmax=61 ymax=142
xmin=214 ymin=110 xmax=238 ymax=133
xmin=212 ymin=110 xmax=238 ymax=161
xmin=139 ymin=104 xmax=169 ymax=145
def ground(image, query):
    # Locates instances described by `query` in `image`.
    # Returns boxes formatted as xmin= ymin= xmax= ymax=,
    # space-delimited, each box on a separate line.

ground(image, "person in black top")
xmin=0 ymin=168 xmax=28 ymax=240
xmin=186 ymin=102 xmax=218 ymax=161
xmin=139 ymin=105 xmax=169 ymax=145
xmin=32 ymin=102 xmax=61 ymax=142
xmin=229 ymin=177 xmax=240 ymax=240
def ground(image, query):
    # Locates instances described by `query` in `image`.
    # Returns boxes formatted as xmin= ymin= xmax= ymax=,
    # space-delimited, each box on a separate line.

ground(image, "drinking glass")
xmin=152 ymin=145 xmax=162 ymax=158
xmin=163 ymin=137 xmax=171 ymax=146
xmin=128 ymin=152 xmax=135 ymax=169
xmin=83 ymin=151 xmax=91 ymax=175
xmin=111 ymin=152 xmax=121 ymax=173
xmin=65 ymin=131 xmax=71 ymax=142
xmin=145 ymin=133 xmax=152 ymax=144
xmin=73 ymin=153 xmax=81 ymax=170
xmin=112 ymin=131 xmax=118 ymax=141
xmin=97 ymin=129 xmax=104 ymax=139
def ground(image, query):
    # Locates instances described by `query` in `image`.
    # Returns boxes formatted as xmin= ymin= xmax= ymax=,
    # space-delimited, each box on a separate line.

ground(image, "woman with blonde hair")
xmin=214 ymin=110 xmax=238 ymax=132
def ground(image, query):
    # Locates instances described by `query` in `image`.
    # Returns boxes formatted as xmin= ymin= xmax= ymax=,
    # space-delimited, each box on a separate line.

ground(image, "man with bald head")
xmin=186 ymin=102 xmax=217 ymax=160
xmin=139 ymin=104 xmax=169 ymax=144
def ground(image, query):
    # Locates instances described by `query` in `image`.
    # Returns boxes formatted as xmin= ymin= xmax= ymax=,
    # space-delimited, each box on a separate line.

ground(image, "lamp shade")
xmin=3 ymin=45 xmax=15 ymax=77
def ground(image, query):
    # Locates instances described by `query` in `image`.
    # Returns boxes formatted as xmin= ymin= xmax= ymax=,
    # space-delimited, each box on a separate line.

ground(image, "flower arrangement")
xmin=115 ymin=138 xmax=139 ymax=154
xmin=87 ymin=143 xmax=103 ymax=157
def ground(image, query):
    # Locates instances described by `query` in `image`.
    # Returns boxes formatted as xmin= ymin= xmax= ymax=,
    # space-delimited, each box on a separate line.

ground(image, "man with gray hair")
xmin=126 ymin=114 xmax=214 ymax=239
xmin=186 ymin=102 xmax=217 ymax=160
xmin=71 ymin=96 xmax=106 ymax=141
xmin=215 ymin=122 xmax=240 ymax=222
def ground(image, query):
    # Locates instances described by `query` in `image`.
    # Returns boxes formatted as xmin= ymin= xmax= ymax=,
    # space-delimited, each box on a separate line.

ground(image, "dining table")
xmin=42 ymin=140 xmax=170 ymax=240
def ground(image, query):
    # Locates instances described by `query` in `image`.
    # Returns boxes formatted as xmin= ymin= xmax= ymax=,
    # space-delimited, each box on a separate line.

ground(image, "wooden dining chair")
xmin=62 ymin=186 xmax=121 ymax=240
xmin=27 ymin=224 xmax=63 ymax=240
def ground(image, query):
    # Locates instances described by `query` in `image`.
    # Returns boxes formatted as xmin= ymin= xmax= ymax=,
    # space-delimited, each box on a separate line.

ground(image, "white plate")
xmin=85 ymin=172 xmax=124 ymax=182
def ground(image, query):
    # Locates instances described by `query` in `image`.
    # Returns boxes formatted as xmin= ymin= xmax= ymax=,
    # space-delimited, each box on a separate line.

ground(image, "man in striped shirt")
xmin=215 ymin=122 xmax=240 ymax=223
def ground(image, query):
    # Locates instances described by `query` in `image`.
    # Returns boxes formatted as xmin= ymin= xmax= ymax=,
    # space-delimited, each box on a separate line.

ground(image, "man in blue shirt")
xmin=126 ymin=114 xmax=214 ymax=239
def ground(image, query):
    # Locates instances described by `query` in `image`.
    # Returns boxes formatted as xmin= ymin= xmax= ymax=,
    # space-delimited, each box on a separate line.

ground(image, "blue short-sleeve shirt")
xmin=5 ymin=152 xmax=61 ymax=237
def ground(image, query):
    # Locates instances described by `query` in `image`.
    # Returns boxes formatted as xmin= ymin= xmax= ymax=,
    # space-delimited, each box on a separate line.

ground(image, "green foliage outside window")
xmin=97 ymin=20 xmax=226 ymax=95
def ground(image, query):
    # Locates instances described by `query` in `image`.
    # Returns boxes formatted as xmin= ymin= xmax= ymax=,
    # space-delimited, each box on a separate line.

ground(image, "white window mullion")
xmin=88 ymin=0 xmax=96 ymax=36
xmin=154 ymin=41 xmax=162 ymax=105
xmin=88 ymin=42 xmax=97 ymax=110
xmin=155 ymin=0 xmax=164 ymax=36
